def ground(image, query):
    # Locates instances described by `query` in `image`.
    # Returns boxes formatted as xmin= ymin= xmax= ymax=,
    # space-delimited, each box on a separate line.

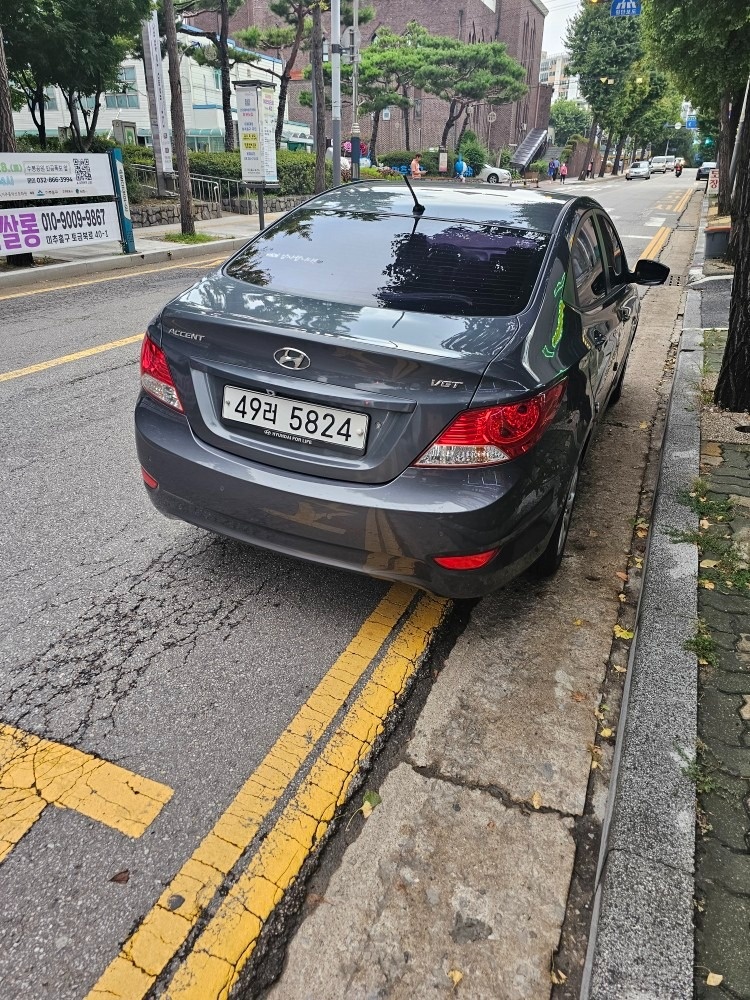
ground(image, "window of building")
xmin=414 ymin=99 xmax=422 ymax=120
xmin=44 ymin=87 xmax=58 ymax=111
xmin=105 ymin=66 xmax=139 ymax=109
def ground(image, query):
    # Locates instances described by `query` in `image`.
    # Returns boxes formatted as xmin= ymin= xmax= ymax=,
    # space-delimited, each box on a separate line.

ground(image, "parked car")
xmin=626 ymin=160 xmax=651 ymax=180
xmin=649 ymin=155 xmax=671 ymax=173
xmin=136 ymin=183 xmax=669 ymax=598
xmin=477 ymin=164 xmax=512 ymax=185
xmin=696 ymin=160 xmax=717 ymax=181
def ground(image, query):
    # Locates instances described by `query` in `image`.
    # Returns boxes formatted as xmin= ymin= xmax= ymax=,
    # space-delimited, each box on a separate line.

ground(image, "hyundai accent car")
xmin=136 ymin=183 xmax=668 ymax=598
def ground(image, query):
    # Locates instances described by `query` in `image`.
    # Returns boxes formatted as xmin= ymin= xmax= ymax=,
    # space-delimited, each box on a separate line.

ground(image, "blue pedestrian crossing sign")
xmin=610 ymin=0 xmax=642 ymax=14
xmin=686 ymin=116 xmax=698 ymax=129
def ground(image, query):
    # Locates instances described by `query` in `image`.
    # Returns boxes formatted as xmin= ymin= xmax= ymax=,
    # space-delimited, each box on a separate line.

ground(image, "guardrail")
xmin=132 ymin=165 xmax=222 ymax=217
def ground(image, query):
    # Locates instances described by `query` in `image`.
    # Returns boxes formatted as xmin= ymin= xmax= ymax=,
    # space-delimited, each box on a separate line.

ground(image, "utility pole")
xmin=163 ymin=0 xmax=195 ymax=235
xmin=349 ymin=0 xmax=360 ymax=180
xmin=330 ymin=0 xmax=341 ymax=186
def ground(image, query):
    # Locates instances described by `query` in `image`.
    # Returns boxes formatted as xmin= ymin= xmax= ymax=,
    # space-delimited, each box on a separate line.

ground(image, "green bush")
xmin=120 ymin=144 xmax=156 ymax=165
xmin=457 ymin=136 xmax=489 ymax=175
xmin=497 ymin=146 xmax=512 ymax=168
xmin=529 ymin=159 xmax=549 ymax=176
xmin=186 ymin=149 xmax=331 ymax=196
xmin=377 ymin=149 xmax=457 ymax=176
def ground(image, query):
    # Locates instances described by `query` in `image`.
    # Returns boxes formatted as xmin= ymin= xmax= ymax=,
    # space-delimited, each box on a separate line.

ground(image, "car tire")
xmin=487 ymin=173 xmax=499 ymax=184
xmin=530 ymin=463 xmax=580 ymax=577
xmin=609 ymin=358 xmax=628 ymax=406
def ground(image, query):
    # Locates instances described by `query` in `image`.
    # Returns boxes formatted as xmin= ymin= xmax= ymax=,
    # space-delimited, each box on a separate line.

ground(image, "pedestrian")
xmin=455 ymin=156 xmax=467 ymax=183
xmin=560 ymin=162 xmax=567 ymax=183
xmin=548 ymin=159 xmax=555 ymax=181
xmin=410 ymin=153 xmax=423 ymax=179
xmin=586 ymin=159 xmax=594 ymax=179
xmin=553 ymin=158 xmax=561 ymax=180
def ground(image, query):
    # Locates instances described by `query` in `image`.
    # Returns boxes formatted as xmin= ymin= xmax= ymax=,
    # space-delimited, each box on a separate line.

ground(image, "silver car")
xmin=626 ymin=161 xmax=651 ymax=180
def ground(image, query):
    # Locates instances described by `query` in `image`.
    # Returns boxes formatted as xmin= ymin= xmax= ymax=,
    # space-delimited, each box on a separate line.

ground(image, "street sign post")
xmin=686 ymin=116 xmax=698 ymax=129
xmin=236 ymin=81 xmax=279 ymax=230
xmin=610 ymin=0 xmax=642 ymax=14
xmin=708 ymin=168 xmax=720 ymax=197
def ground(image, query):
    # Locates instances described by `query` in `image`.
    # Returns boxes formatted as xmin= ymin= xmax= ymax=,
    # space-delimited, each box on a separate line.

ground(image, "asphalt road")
xmin=0 ymin=171 xmax=698 ymax=1000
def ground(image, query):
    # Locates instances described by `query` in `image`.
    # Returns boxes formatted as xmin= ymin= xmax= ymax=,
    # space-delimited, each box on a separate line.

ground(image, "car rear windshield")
xmin=225 ymin=209 xmax=550 ymax=317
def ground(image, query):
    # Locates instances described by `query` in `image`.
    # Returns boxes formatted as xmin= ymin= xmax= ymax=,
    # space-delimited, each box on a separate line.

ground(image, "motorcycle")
xmin=675 ymin=164 xmax=683 ymax=178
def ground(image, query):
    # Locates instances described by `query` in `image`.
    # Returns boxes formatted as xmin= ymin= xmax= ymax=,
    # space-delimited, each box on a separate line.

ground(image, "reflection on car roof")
xmin=311 ymin=182 xmax=572 ymax=233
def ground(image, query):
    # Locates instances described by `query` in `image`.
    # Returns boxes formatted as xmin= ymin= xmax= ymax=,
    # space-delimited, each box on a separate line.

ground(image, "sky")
xmin=541 ymin=0 xmax=583 ymax=55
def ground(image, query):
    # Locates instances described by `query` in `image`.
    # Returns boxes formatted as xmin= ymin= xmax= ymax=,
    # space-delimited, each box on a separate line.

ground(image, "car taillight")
xmin=434 ymin=549 xmax=499 ymax=570
xmin=140 ymin=335 xmax=183 ymax=412
xmin=415 ymin=381 xmax=566 ymax=468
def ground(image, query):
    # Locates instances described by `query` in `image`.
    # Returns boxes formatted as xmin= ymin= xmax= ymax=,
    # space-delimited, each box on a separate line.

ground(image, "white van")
xmin=665 ymin=156 xmax=676 ymax=171
xmin=650 ymin=155 xmax=670 ymax=173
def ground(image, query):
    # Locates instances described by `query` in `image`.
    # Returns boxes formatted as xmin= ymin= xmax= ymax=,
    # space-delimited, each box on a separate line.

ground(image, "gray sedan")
xmin=136 ymin=183 xmax=668 ymax=597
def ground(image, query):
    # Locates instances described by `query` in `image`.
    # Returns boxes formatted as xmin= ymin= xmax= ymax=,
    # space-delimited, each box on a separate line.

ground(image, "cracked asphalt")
xmin=0 ymin=175 xmax=701 ymax=1000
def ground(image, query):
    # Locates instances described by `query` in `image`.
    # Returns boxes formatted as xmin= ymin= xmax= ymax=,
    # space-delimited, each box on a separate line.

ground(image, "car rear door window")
xmin=225 ymin=209 xmax=550 ymax=317
xmin=598 ymin=215 xmax=626 ymax=285
xmin=571 ymin=216 xmax=605 ymax=308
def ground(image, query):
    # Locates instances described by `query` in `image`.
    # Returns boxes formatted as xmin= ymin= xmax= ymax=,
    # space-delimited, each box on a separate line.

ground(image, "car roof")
xmin=308 ymin=181 xmax=575 ymax=234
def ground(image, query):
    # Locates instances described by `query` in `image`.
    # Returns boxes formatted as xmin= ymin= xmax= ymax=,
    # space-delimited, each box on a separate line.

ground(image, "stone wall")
xmin=131 ymin=201 xmax=221 ymax=229
xmin=224 ymin=193 xmax=311 ymax=216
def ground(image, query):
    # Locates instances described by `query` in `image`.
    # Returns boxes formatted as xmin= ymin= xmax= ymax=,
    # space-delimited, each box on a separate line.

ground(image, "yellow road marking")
xmin=0 ymin=724 xmax=172 ymax=863
xmin=641 ymin=226 xmax=670 ymax=260
xmin=674 ymin=188 xmax=693 ymax=214
xmin=160 ymin=592 xmax=449 ymax=1000
xmin=86 ymin=583 xmax=424 ymax=1000
xmin=0 ymin=334 xmax=143 ymax=383
xmin=0 ymin=256 xmax=226 ymax=302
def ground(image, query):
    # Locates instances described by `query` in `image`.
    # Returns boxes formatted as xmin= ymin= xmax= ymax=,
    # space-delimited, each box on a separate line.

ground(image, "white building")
xmin=11 ymin=29 xmax=302 ymax=151
xmin=539 ymin=51 xmax=585 ymax=106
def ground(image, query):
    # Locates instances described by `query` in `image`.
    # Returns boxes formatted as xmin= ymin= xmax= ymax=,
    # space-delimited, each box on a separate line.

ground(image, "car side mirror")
xmin=632 ymin=259 xmax=670 ymax=286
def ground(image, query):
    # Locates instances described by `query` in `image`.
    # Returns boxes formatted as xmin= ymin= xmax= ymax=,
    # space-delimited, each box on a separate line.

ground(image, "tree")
xmin=310 ymin=1 xmax=325 ymax=192
xmin=410 ymin=27 xmax=526 ymax=149
xmin=643 ymin=0 xmax=750 ymax=410
xmin=0 ymin=26 xmax=15 ymax=152
xmin=164 ymin=0 xmax=195 ymax=235
xmin=175 ymin=0 xmax=244 ymax=151
xmin=566 ymin=2 xmax=643 ymax=179
xmin=549 ymin=99 xmax=592 ymax=146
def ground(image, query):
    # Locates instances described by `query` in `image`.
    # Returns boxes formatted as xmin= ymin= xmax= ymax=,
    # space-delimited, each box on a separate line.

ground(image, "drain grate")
xmin=668 ymin=275 xmax=683 ymax=286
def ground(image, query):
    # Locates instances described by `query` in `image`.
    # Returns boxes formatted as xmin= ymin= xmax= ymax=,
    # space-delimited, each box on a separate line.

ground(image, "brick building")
xmin=189 ymin=0 xmax=552 ymax=155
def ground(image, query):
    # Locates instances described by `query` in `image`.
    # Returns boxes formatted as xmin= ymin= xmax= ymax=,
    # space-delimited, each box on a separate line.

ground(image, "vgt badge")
xmin=274 ymin=347 xmax=311 ymax=370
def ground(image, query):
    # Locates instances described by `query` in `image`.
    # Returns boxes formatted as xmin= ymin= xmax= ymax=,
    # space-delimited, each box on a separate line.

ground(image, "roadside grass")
xmin=673 ymin=481 xmax=748 ymax=592
xmin=678 ymin=740 xmax=718 ymax=796
xmin=162 ymin=232 xmax=218 ymax=245
xmin=685 ymin=619 xmax=717 ymax=668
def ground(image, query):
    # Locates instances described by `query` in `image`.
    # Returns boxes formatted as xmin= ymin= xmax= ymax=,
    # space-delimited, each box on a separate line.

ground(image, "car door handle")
xmin=618 ymin=305 xmax=632 ymax=322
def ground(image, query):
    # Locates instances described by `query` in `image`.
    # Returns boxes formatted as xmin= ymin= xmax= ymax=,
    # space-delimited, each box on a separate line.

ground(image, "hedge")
xmin=377 ymin=149 xmax=457 ymax=175
xmin=185 ymin=149 xmax=332 ymax=196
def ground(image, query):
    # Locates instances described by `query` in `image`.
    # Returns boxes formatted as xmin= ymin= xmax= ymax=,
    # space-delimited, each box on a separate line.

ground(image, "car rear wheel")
xmin=487 ymin=173 xmax=499 ymax=184
xmin=530 ymin=464 xmax=580 ymax=577
xmin=609 ymin=358 xmax=628 ymax=406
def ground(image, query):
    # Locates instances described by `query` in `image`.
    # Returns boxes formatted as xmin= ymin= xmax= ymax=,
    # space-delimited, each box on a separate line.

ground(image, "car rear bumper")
xmin=135 ymin=397 xmax=564 ymax=599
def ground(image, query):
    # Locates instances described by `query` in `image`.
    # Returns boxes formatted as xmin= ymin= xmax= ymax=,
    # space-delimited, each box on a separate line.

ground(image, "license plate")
xmin=222 ymin=386 xmax=368 ymax=452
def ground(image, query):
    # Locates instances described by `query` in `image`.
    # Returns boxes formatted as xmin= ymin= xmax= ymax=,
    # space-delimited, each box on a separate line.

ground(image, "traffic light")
xmin=704 ymin=137 xmax=714 ymax=146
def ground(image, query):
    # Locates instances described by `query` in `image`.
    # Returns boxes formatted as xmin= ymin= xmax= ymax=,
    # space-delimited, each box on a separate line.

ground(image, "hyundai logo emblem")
xmin=274 ymin=347 xmax=311 ymax=370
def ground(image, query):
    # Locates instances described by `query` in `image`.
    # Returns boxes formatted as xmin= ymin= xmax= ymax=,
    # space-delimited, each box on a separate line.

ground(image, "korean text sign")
xmin=0 ymin=153 xmax=115 ymax=202
xmin=237 ymin=85 xmax=278 ymax=185
xmin=0 ymin=202 xmax=121 ymax=256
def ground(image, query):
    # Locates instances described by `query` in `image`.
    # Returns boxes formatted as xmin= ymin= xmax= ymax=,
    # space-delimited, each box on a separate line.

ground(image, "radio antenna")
xmin=402 ymin=173 xmax=425 ymax=215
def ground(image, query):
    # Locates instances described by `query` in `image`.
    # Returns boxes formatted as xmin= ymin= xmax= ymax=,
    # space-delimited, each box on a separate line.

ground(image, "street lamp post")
xmin=349 ymin=0 xmax=361 ymax=181
xmin=330 ymin=0 xmax=342 ymax=187
xmin=664 ymin=121 xmax=682 ymax=156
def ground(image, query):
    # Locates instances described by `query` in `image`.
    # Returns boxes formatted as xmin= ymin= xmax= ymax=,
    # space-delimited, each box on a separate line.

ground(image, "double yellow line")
xmin=86 ymin=584 xmax=449 ymax=1000
xmin=642 ymin=225 xmax=670 ymax=260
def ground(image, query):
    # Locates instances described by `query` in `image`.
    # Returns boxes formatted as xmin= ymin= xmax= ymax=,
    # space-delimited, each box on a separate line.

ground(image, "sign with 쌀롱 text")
xmin=0 ymin=153 xmax=115 ymax=202
xmin=0 ymin=202 xmax=121 ymax=255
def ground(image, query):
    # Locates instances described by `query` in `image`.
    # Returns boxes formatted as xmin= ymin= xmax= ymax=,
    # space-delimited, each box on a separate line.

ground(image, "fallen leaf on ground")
xmin=591 ymin=759 xmax=600 ymax=770
xmin=725 ymin=580 xmax=734 ymax=587
xmin=448 ymin=968 xmax=463 ymax=988
xmin=614 ymin=664 xmax=627 ymax=673
xmin=600 ymin=728 xmax=613 ymax=739
xmin=531 ymin=791 xmax=542 ymax=810
xmin=699 ymin=579 xmax=716 ymax=590
xmin=614 ymin=625 xmax=635 ymax=640
xmin=573 ymin=618 xmax=587 ymax=627
xmin=361 ymin=790 xmax=382 ymax=819
xmin=700 ymin=518 xmax=711 ymax=529
xmin=110 ymin=870 xmax=129 ymax=884
xmin=616 ymin=571 xmax=628 ymax=582
xmin=571 ymin=691 xmax=587 ymax=703
xmin=636 ymin=528 xmax=648 ymax=538
xmin=700 ymin=559 xmax=720 ymax=569
xmin=639 ymin=421 xmax=649 ymax=430
xmin=634 ymin=557 xmax=644 ymax=568
xmin=618 ymin=593 xmax=627 ymax=603
xmin=706 ymin=972 xmax=724 ymax=987
xmin=588 ymin=743 xmax=603 ymax=757
xmin=550 ymin=967 xmax=568 ymax=985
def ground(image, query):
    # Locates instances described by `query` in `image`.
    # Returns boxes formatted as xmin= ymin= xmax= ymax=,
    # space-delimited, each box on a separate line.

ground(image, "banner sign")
xmin=708 ymin=168 xmax=720 ymax=196
xmin=0 ymin=153 xmax=115 ymax=202
xmin=142 ymin=11 xmax=173 ymax=176
xmin=610 ymin=0 xmax=641 ymax=14
xmin=237 ymin=84 xmax=278 ymax=185
xmin=0 ymin=202 xmax=121 ymax=256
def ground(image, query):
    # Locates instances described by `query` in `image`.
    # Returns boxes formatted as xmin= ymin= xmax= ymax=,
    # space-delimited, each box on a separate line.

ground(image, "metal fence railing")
xmin=132 ymin=165 xmax=222 ymax=217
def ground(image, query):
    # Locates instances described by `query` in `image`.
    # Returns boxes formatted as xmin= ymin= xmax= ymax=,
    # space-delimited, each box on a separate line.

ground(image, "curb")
xmin=581 ymin=295 xmax=704 ymax=991
xmin=0 ymin=236 xmax=249 ymax=291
